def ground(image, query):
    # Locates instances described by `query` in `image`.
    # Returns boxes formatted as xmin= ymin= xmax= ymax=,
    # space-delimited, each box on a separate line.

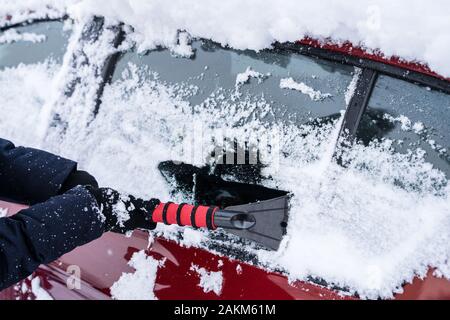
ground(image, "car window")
xmin=356 ymin=74 xmax=450 ymax=178
xmin=95 ymin=40 xmax=355 ymax=258
xmin=0 ymin=21 xmax=71 ymax=146
xmin=112 ymin=40 xmax=354 ymax=127
xmin=0 ymin=21 xmax=70 ymax=69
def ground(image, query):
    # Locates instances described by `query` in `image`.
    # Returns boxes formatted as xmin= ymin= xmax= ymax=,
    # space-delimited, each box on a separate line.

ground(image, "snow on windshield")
xmin=280 ymin=77 xmax=332 ymax=101
xmin=0 ymin=62 xmax=59 ymax=146
xmin=0 ymin=4 xmax=449 ymax=300
xmin=0 ymin=0 xmax=75 ymax=26
xmin=235 ymin=67 xmax=267 ymax=87
xmin=0 ymin=29 xmax=46 ymax=44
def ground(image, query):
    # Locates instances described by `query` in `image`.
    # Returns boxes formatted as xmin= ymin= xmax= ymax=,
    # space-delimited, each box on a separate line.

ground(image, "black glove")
xmin=61 ymin=170 xmax=99 ymax=194
xmin=86 ymin=186 xmax=159 ymax=234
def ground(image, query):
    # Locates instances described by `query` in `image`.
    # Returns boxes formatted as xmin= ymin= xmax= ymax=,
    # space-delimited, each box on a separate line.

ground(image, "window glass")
xmin=0 ymin=21 xmax=71 ymax=146
xmin=0 ymin=21 xmax=70 ymax=69
xmin=97 ymin=40 xmax=355 ymax=199
xmin=112 ymin=41 xmax=354 ymax=126
xmin=356 ymin=75 xmax=450 ymax=178
xmin=94 ymin=40 xmax=354 ymax=261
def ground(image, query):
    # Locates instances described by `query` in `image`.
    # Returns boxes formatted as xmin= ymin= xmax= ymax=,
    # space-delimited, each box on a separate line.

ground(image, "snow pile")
xmin=111 ymin=194 xmax=132 ymax=228
xmin=259 ymin=153 xmax=450 ymax=298
xmin=0 ymin=29 xmax=46 ymax=44
xmin=0 ymin=62 xmax=59 ymax=147
xmin=383 ymin=114 xmax=412 ymax=131
xmin=171 ymin=31 xmax=194 ymax=58
xmin=110 ymin=250 xmax=163 ymax=300
xmin=190 ymin=264 xmax=223 ymax=296
xmin=236 ymin=265 xmax=243 ymax=275
xmin=0 ymin=0 xmax=75 ymax=26
xmin=235 ymin=67 xmax=267 ymax=87
xmin=280 ymin=77 xmax=332 ymax=101
xmin=2 ymin=1 xmax=450 ymax=76
xmin=0 ymin=207 xmax=8 ymax=218
xmin=412 ymin=122 xmax=425 ymax=134
xmin=66 ymin=0 xmax=450 ymax=77
xmin=180 ymin=228 xmax=207 ymax=248
xmin=30 ymin=277 xmax=53 ymax=300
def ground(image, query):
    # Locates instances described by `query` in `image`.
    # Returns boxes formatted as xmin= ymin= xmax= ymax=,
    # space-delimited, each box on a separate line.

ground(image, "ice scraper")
xmin=152 ymin=195 xmax=290 ymax=250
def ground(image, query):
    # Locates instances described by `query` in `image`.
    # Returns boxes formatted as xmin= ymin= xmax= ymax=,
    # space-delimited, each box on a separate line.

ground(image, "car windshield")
xmin=356 ymin=75 xmax=450 ymax=179
xmin=0 ymin=21 xmax=70 ymax=146
xmin=0 ymin=21 xmax=69 ymax=69
xmin=93 ymin=39 xmax=355 ymax=208
xmin=111 ymin=40 xmax=354 ymax=127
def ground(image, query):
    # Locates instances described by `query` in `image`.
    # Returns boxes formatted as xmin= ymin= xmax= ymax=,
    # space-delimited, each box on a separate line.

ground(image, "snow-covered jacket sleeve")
xmin=0 ymin=186 xmax=105 ymax=290
xmin=0 ymin=138 xmax=77 ymax=205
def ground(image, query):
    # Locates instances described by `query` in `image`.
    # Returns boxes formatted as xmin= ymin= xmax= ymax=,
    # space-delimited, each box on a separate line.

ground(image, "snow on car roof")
xmin=2 ymin=0 xmax=450 ymax=79
xmin=69 ymin=0 xmax=450 ymax=79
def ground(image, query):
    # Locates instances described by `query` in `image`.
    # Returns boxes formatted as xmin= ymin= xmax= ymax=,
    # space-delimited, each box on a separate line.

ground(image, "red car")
xmin=0 ymin=15 xmax=449 ymax=300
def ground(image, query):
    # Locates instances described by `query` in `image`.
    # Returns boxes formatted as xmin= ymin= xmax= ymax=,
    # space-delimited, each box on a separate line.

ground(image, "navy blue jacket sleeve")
xmin=0 ymin=186 xmax=105 ymax=290
xmin=0 ymin=138 xmax=77 ymax=205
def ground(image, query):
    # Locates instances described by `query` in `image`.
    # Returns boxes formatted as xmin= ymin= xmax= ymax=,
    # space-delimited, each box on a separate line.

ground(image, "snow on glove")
xmin=86 ymin=186 xmax=159 ymax=234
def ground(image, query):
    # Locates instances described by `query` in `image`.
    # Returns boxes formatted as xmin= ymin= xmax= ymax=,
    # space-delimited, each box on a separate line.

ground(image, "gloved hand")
xmin=61 ymin=170 xmax=99 ymax=193
xmin=86 ymin=186 xmax=159 ymax=234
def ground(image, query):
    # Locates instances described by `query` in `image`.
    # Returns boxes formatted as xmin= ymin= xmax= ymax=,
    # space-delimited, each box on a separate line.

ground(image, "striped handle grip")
xmin=152 ymin=202 xmax=219 ymax=230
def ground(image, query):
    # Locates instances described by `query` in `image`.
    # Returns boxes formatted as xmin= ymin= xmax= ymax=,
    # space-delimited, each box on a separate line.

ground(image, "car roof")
xmin=298 ymin=37 xmax=450 ymax=83
xmin=2 ymin=14 xmax=449 ymax=84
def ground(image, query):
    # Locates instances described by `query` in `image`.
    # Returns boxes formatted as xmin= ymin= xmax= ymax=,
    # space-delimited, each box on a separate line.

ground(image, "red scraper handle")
xmin=152 ymin=202 xmax=219 ymax=230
